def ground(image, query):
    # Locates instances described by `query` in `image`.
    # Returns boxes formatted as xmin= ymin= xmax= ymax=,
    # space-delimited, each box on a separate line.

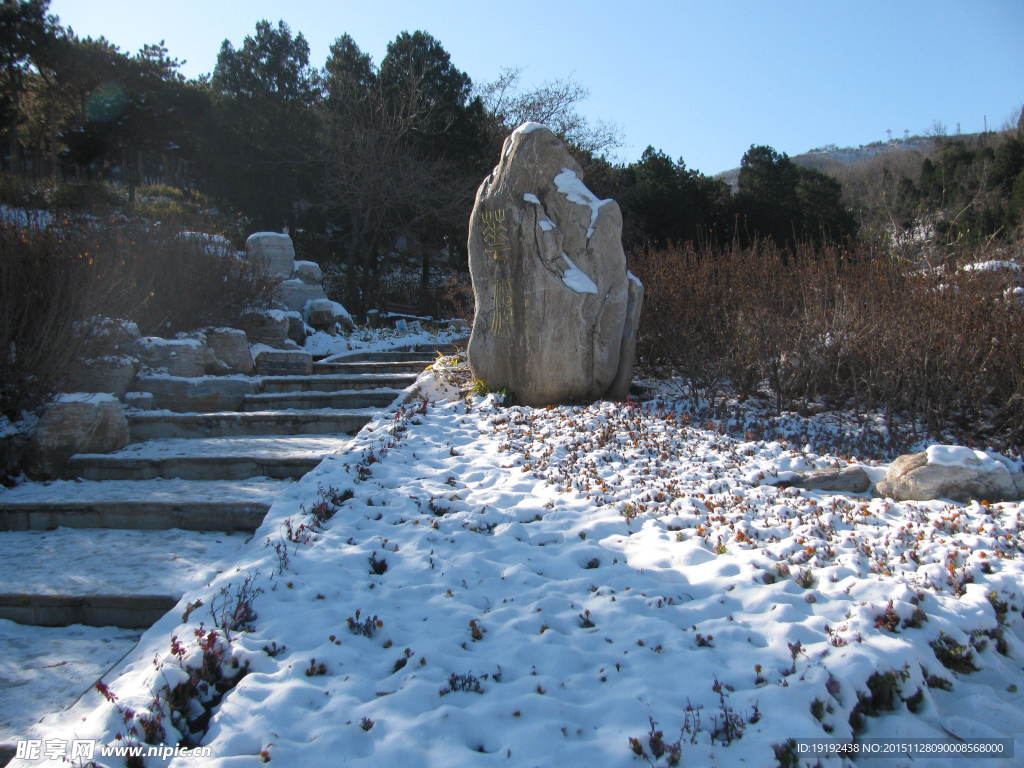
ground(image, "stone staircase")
xmin=0 ymin=346 xmax=443 ymax=754
xmin=0 ymin=348 xmax=436 ymax=630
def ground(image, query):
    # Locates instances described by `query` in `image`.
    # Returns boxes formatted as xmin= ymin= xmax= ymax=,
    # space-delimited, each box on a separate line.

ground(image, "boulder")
xmin=305 ymin=298 xmax=354 ymax=332
xmin=203 ymin=327 xmax=254 ymax=374
xmin=135 ymin=337 xmax=208 ymax=378
xmin=467 ymin=123 xmax=642 ymax=405
xmin=134 ymin=375 xmax=258 ymax=412
xmin=284 ymin=311 xmax=308 ymax=345
xmin=293 ymin=260 xmax=323 ymax=284
xmin=246 ymin=232 xmax=295 ymax=278
xmin=253 ymin=348 xmax=313 ymax=376
xmin=276 ymin=278 xmax=327 ymax=313
xmin=877 ymin=445 xmax=1024 ymax=503
xmin=238 ymin=310 xmax=290 ymax=347
xmin=778 ymin=466 xmax=872 ymax=494
xmin=29 ymin=393 xmax=129 ymax=477
xmin=69 ymin=356 xmax=139 ymax=396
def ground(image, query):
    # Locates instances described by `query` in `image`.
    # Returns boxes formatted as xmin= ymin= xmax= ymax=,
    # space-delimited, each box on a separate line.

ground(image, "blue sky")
xmin=50 ymin=0 xmax=1023 ymax=174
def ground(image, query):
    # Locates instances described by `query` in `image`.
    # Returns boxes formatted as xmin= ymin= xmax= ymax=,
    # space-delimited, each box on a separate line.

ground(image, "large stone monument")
xmin=467 ymin=123 xmax=643 ymax=405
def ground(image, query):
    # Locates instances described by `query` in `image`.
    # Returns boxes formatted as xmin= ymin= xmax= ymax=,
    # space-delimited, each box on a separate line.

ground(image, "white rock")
xmin=246 ymin=232 xmax=295 ymax=279
xmin=877 ymin=444 xmax=1023 ymax=502
xmin=276 ymin=278 xmax=327 ymax=313
xmin=293 ymin=260 xmax=323 ymax=284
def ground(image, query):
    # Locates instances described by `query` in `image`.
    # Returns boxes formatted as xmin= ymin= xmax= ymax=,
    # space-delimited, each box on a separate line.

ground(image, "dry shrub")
xmin=1 ymin=217 xmax=277 ymax=419
xmin=0 ymin=223 xmax=99 ymax=420
xmin=633 ymin=240 xmax=1024 ymax=448
xmin=86 ymin=222 xmax=277 ymax=335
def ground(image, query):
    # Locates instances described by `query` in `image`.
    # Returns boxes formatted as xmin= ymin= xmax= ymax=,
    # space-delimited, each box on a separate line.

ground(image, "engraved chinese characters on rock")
xmin=490 ymin=279 xmax=514 ymax=336
xmin=480 ymin=209 xmax=511 ymax=261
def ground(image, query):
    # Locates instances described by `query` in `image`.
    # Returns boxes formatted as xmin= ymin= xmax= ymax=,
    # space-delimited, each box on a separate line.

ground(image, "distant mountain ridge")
xmin=715 ymin=133 xmax=980 ymax=191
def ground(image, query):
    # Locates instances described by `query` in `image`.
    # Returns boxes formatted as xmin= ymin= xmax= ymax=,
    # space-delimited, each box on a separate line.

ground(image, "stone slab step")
xmin=313 ymin=360 xmax=432 ymax=376
xmin=0 ymin=593 xmax=176 ymax=628
xmin=321 ymin=350 xmax=438 ymax=362
xmin=67 ymin=454 xmax=318 ymax=481
xmin=0 ymin=527 xmax=248 ymax=625
xmin=258 ymin=373 xmax=416 ymax=393
xmin=66 ymin=434 xmax=351 ymax=480
xmin=0 ymin=500 xmax=267 ymax=533
xmin=129 ymin=410 xmax=371 ymax=440
xmin=241 ymin=390 xmax=401 ymax=411
xmin=0 ymin=478 xmax=287 ymax=532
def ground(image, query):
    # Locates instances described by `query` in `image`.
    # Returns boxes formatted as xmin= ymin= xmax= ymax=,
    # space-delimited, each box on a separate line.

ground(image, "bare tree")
xmin=322 ymin=43 xmax=477 ymax=314
xmin=476 ymin=67 xmax=621 ymax=157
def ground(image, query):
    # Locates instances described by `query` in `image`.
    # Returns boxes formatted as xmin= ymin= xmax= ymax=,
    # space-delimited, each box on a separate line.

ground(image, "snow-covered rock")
xmin=245 ymin=232 xmax=295 ymax=278
xmin=28 ymin=393 xmax=128 ymax=477
xmin=293 ymin=260 xmax=323 ymax=284
xmin=202 ymin=327 xmax=254 ymax=375
xmin=134 ymin=337 xmax=208 ymax=378
xmin=276 ymin=278 xmax=327 ymax=313
xmin=68 ymin=356 xmax=139 ymax=396
xmin=251 ymin=346 xmax=312 ymax=376
xmin=304 ymin=298 xmax=354 ymax=332
xmin=238 ymin=309 xmax=290 ymax=348
xmin=877 ymin=444 xmax=1024 ymax=502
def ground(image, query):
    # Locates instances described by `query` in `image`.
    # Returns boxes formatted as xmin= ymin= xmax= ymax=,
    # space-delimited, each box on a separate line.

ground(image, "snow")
xmin=0 ymin=528 xmax=249 ymax=597
xmin=560 ymin=253 xmax=599 ymax=294
xmin=245 ymin=232 xmax=291 ymax=245
xmin=0 ymin=205 xmax=54 ymax=229
xmin=553 ymin=167 xmax=611 ymax=239
xmin=0 ymin=620 xmax=141 ymax=744
xmin=137 ymin=336 xmax=203 ymax=349
xmin=74 ymin=435 xmax=355 ymax=462
xmin=54 ymin=393 xmax=120 ymax=405
xmin=514 ymin=122 xmax=547 ymax=135
xmin=960 ymin=260 xmax=1021 ymax=274
xmin=925 ymin=444 xmax=1020 ymax=473
xmin=303 ymin=324 xmax=466 ymax=358
xmin=14 ymin=377 xmax=1024 ymax=767
xmin=0 ymin=478 xmax=288 ymax=506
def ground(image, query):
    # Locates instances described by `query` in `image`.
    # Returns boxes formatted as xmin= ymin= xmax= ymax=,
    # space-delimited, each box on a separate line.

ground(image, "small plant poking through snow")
xmin=628 ymin=717 xmax=682 ymax=766
xmin=347 ymin=609 xmax=384 ymax=638
xmin=440 ymin=673 xmax=484 ymax=696
xmin=210 ymin=571 xmax=262 ymax=640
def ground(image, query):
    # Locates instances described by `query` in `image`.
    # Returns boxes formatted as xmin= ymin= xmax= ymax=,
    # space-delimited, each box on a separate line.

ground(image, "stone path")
xmin=0 ymin=347 xmax=442 ymax=755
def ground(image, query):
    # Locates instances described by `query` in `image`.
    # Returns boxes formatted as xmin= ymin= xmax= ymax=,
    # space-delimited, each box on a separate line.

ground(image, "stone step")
xmin=0 ymin=527 xmax=248 ymax=626
xmin=322 ymin=350 xmax=438 ymax=362
xmin=241 ymin=389 xmax=401 ymax=411
xmin=66 ymin=434 xmax=351 ymax=480
xmin=258 ymin=373 xmax=416 ymax=393
xmin=0 ymin=478 xmax=288 ymax=532
xmin=129 ymin=409 xmax=371 ymax=440
xmin=313 ymin=360 xmax=432 ymax=376
xmin=0 ymin=593 xmax=177 ymax=628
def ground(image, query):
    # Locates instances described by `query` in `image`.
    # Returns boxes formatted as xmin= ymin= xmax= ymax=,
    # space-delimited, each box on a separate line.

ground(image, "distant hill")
xmin=715 ymin=133 xmax=980 ymax=191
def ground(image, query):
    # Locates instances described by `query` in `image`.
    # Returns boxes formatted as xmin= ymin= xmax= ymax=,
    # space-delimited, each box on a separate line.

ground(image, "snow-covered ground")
xmin=11 ymin=363 xmax=1024 ymax=767
xmin=0 ymin=621 xmax=141 ymax=745
xmin=305 ymin=323 xmax=467 ymax=358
